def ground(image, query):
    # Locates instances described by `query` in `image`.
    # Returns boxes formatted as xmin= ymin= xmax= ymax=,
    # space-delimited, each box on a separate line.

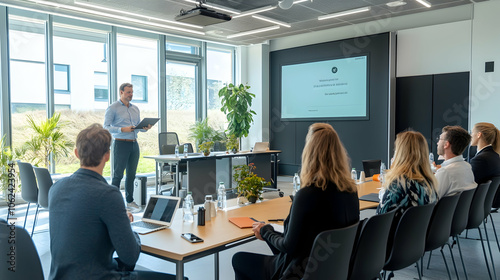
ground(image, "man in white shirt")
xmin=435 ymin=125 xmax=477 ymax=198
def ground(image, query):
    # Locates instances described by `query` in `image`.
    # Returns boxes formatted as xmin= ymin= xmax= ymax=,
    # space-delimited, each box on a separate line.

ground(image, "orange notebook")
xmin=228 ymin=217 xmax=257 ymax=228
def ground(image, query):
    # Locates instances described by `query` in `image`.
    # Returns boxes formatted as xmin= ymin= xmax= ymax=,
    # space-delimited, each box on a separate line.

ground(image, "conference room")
xmin=1 ymin=0 xmax=500 ymax=279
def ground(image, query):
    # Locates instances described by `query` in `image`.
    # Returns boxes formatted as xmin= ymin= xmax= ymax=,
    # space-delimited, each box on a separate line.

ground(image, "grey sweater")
xmin=48 ymin=168 xmax=140 ymax=280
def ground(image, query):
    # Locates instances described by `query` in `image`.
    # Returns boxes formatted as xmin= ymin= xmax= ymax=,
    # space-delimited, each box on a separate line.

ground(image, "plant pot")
xmin=247 ymin=196 xmax=258 ymax=204
xmin=231 ymin=148 xmax=238 ymax=154
xmin=203 ymin=151 xmax=210 ymax=156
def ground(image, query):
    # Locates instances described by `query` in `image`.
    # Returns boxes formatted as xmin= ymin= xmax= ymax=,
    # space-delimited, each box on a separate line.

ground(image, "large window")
xmin=9 ymin=12 xmax=47 ymax=155
xmin=207 ymin=45 xmax=233 ymax=132
xmin=166 ymin=61 xmax=197 ymax=143
xmin=1 ymin=7 xmax=236 ymax=175
xmin=117 ymin=33 xmax=158 ymax=173
xmin=53 ymin=18 xmax=109 ymax=173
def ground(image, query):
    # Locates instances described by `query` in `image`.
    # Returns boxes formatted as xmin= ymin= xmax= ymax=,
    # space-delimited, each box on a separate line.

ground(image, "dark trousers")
xmin=112 ymin=140 xmax=140 ymax=203
xmin=232 ymin=251 xmax=275 ymax=280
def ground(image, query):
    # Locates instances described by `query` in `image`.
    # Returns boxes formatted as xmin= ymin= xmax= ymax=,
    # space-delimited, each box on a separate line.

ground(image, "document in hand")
xmin=228 ymin=217 xmax=258 ymax=228
xmin=134 ymin=118 xmax=159 ymax=129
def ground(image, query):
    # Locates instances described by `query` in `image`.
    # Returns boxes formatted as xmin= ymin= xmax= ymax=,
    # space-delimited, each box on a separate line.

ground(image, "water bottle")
xmin=379 ymin=163 xmax=386 ymax=184
xmin=351 ymin=168 xmax=357 ymax=181
xmin=217 ymin=182 xmax=227 ymax=210
xmin=204 ymin=195 xmax=212 ymax=221
xmin=292 ymin=173 xmax=301 ymax=195
xmin=175 ymin=144 xmax=179 ymax=157
xmin=183 ymin=143 xmax=188 ymax=157
xmin=183 ymin=192 xmax=194 ymax=223
xmin=429 ymin=153 xmax=436 ymax=172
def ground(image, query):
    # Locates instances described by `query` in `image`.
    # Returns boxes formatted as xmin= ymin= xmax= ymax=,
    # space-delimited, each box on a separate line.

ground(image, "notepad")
xmin=228 ymin=217 xmax=258 ymax=228
xmin=359 ymin=193 xmax=380 ymax=202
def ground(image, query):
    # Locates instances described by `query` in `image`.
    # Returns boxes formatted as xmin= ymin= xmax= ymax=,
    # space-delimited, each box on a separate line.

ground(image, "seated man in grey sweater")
xmin=435 ymin=125 xmax=477 ymax=198
xmin=49 ymin=124 xmax=180 ymax=280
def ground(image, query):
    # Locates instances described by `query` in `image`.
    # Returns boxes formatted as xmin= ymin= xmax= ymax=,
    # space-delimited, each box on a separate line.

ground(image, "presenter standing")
xmin=104 ymin=83 xmax=151 ymax=212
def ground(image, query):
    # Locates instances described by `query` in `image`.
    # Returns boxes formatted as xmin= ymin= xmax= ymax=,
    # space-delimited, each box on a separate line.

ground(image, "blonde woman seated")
xmin=232 ymin=123 xmax=360 ymax=280
xmin=377 ymin=130 xmax=438 ymax=215
xmin=470 ymin=122 xmax=500 ymax=184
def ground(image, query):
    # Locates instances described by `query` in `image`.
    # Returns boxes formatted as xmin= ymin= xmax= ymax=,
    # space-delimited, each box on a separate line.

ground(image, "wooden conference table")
xmin=139 ymin=180 xmax=381 ymax=280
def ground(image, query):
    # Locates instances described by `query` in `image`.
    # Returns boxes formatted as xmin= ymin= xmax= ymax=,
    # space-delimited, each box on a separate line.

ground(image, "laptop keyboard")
xmin=131 ymin=221 xmax=163 ymax=229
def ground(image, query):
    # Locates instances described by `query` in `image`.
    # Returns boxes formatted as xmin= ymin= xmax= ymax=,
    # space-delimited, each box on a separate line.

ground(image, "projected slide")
xmin=281 ymin=55 xmax=368 ymax=120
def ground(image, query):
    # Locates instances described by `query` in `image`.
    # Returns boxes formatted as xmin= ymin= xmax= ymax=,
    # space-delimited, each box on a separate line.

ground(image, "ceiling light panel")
xmin=318 ymin=6 xmax=371 ymax=20
xmin=415 ymin=0 xmax=432 ymax=8
xmin=227 ymin=25 xmax=280 ymax=38
xmin=252 ymin=15 xmax=291 ymax=27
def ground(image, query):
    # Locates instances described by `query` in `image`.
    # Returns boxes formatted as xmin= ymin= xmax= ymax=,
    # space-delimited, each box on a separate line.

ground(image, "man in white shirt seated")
xmin=435 ymin=125 xmax=477 ymax=198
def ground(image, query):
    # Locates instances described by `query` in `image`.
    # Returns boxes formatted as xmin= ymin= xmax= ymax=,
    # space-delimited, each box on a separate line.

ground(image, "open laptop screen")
xmin=143 ymin=196 xmax=178 ymax=223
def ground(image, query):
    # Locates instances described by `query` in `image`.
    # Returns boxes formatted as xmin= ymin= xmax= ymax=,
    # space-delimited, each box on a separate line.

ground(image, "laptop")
xmin=130 ymin=195 xmax=180 ymax=234
xmin=253 ymin=142 xmax=269 ymax=152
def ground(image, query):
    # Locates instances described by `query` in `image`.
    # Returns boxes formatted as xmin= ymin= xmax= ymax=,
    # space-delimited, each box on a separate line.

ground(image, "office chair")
xmin=362 ymin=160 xmax=381 ymax=177
xmin=302 ymin=222 xmax=359 ymax=280
xmin=0 ymin=221 xmax=44 ymax=280
xmin=33 ymin=167 xmax=53 ymax=235
xmin=17 ymin=161 xmax=39 ymax=235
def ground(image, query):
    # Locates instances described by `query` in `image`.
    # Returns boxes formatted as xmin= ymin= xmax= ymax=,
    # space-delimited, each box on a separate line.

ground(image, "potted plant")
xmin=226 ymin=134 xmax=239 ymax=153
xmin=189 ymin=118 xmax=226 ymax=152
xmin=218 ymin=83 xmax=256 ymax=144
xmin=198 ymin=141 xmax=214 ymax=156
xmin=17 ymin=113 xmax=73 ymax=171
xmin=233 ymin=163 xmax=270 ymax=203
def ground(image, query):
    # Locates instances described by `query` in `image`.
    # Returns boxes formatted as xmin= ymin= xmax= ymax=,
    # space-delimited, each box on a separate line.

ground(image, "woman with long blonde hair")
xmin=470 ymin=122 xmax=500 ymax=184
xmin=377 ymin=130 xmax=438 ymax=214
xmin=232 ymin=123 xmax=359 ymax=280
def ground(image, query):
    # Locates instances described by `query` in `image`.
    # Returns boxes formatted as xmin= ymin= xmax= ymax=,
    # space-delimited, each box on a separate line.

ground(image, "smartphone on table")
xmin=181 ymin=233 xmax=204 ymax=243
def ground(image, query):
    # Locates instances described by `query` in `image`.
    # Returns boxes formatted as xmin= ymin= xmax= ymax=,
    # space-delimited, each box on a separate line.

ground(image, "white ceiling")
xmin=0 ymin=0 xmax=487 ymax=45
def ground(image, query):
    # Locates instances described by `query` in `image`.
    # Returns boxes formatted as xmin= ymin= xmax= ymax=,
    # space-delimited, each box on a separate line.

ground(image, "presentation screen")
xmin=281 ymin=55 xmax=369 ymax=120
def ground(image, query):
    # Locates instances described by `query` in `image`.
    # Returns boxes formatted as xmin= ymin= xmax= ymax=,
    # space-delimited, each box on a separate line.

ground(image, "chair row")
xmin=302 ymin=177 xmax=500 ymax=280
xmin=13 ymin=161 xmax=53 ymax=237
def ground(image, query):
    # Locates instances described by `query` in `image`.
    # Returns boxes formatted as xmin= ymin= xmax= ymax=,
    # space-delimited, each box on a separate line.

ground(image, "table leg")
xmin=155 ymin=162 xmax=160 ymax=195
xmin=214 ymin=252 xmax=219 ymax=280
xmin=175 ymin=261 xmax=184 ymax=280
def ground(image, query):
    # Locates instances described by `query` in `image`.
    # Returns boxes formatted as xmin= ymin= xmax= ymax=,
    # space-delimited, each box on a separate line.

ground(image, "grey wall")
xmin=269 ymin=33 xmax=391 ymax=175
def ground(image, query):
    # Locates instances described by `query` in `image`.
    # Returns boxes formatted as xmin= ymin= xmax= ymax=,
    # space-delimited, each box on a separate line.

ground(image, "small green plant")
xmin=198 ymin=141 xmax=214 ymax=156
xmin=18 ymin=113 xmax=73 ymax=170
xmin=226 ymin=134 xmax=239 ymax=153
xmin=189 ymin=118 xmax=225 ymax=152
xmin=233 ymin=163 xmax=270 ymax=202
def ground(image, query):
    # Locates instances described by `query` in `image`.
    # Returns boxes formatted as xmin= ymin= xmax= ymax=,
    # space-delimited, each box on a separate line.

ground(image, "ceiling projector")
xmin=175 ymin=5 xmax=231 ymax=26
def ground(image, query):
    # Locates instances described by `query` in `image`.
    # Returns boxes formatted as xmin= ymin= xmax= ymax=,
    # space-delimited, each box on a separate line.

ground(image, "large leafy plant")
xmin=18 ymin=113 xmax=73 ymax=171
xmin=218 ymin=83 xmax=256 ymax=139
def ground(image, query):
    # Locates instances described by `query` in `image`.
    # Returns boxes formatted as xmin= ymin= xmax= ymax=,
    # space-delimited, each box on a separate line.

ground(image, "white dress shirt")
xmin=435 ymin=155 xmax=477 ymax=198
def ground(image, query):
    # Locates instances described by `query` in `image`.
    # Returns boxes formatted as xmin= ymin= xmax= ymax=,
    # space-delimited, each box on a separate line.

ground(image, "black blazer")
xmin=260 ymin=183 xmax=360 ymax=280
xmin=470 ymin=146 xmax=500 ymax=184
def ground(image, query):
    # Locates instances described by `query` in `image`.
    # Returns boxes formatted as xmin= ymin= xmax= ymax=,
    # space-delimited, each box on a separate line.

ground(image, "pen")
xmin=268 ymin=219 xmax=285 ymax=222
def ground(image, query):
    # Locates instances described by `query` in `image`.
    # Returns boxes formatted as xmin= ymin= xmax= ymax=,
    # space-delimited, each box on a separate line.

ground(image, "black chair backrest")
xmin=33 ymin=167 xmax=53 ymax=209
xmin=160 ymin=144 xmax=176 ymax=155
xmin=158 ymin=132 xmax=179 ymax=154
xmin=484 ymin=176 xmax=500 ymax=218
xmin=466 ymin=181 xmax=491 ymax=229
xmin=362 ymin=160 xmax=381 ymax=177
xmin=384 ymin=203 xmax=436 ymax=271
xmin=450 ymin=188 xmax=476 ymax=236
xmin=303 ymin=222 xmax=359 ymax=280
xmin=17 ymin=161 xmax=38 ymax=204
xmin=425 ymin=192 xmax=461 ymax=251
xmin=349 ymin=210 xmax=396 ymax=280
xmin=0 ymin=223 xmax=44 ymax=280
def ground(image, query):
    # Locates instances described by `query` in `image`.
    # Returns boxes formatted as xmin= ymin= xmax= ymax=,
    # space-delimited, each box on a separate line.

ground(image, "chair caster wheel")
xmin=279 ymin=192 xmax=284 ymax=197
